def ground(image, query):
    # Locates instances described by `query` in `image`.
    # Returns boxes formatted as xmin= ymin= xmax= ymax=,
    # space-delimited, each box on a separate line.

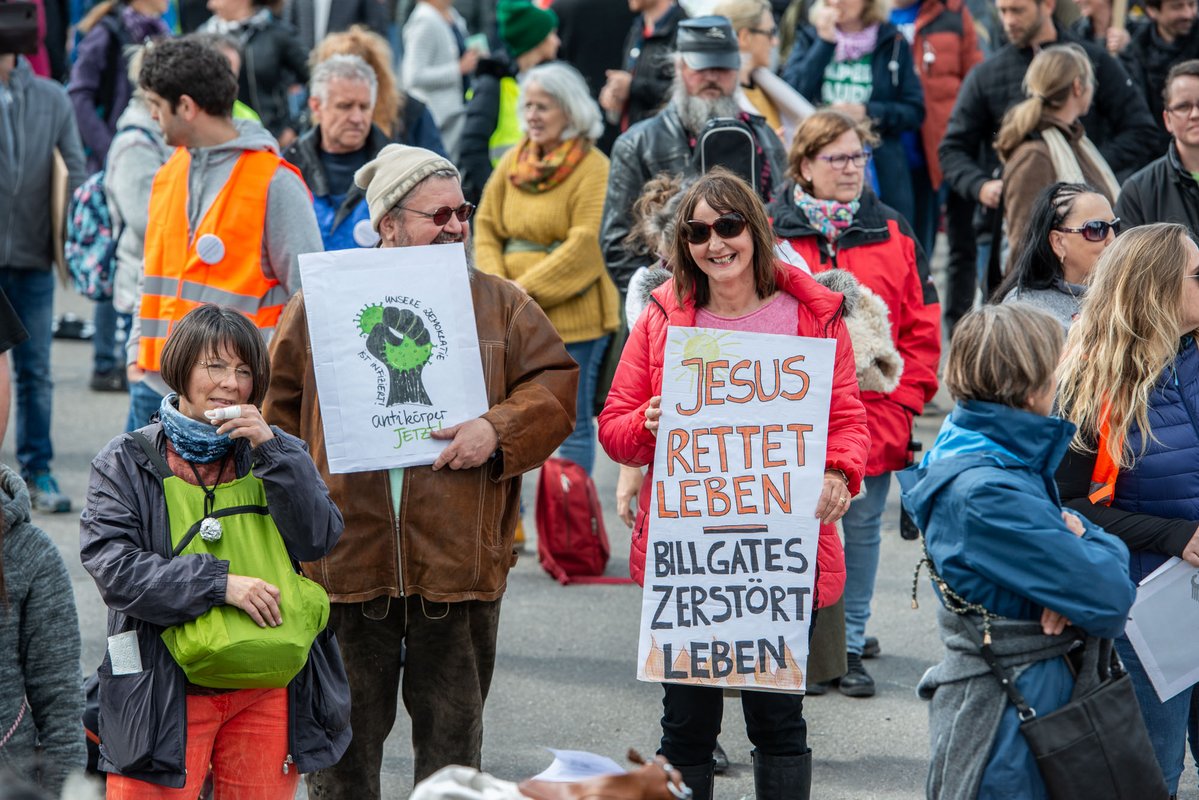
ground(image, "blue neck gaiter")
xmin=158 ymin=394 xmax=234 ymax=464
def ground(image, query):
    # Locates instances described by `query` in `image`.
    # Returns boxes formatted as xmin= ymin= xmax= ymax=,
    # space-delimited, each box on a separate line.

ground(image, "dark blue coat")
xmin=782 ymin=22 xmax=925 ymax=225
xmin=900 ymin=400 xmax=1134 ymax=799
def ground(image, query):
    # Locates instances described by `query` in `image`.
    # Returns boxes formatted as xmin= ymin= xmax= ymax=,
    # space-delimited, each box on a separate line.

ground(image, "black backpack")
xmin=690 ymin=116 xmax=771 ymax=200
xmin=94 ymin=11 xmax=131 ymax=123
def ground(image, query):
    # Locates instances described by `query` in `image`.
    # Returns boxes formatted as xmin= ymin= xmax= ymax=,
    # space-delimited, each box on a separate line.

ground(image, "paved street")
xmin=9 ymin=287 xmax=1199 ymax=799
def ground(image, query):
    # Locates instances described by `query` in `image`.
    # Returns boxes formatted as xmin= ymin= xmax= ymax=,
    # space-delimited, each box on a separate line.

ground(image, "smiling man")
xmin=284 ymin=54 xmax=393 ymax=250
xmin=1120 ymin=0 xmax=1199 ymax=153
xmin=599 ymin=15 xmax=787 ymax=295
xmin=128 ymin=37 xmax=321 ymax=430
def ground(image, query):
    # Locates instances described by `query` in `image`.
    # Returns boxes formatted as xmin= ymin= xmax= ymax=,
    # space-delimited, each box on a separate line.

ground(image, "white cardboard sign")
xmin=299 ymin=244 xmax=488 ymax=473
xmin=637 ymin=327 xmax=835 ymax=693
xmin=1126 ymin=557 xmax=1199 ymax=702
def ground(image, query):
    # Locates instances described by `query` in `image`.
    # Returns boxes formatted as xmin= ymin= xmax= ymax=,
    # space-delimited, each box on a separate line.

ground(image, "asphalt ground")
xmin=9 ymin=272 xmax=1199 ymax=799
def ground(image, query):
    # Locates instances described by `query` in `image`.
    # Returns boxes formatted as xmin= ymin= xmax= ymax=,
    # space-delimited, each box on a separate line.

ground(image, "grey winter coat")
xmin=79 ymin=425 xmax=351 ymax=788
xmin=0 ymin=463 xmax=85 ymax=793
xmin=0 ymin=57 xmax=87 ymax=271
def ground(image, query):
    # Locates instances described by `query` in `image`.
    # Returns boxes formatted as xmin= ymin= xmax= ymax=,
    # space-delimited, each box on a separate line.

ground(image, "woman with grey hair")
xmin=474 ymin=61 xmax=619 ymax=476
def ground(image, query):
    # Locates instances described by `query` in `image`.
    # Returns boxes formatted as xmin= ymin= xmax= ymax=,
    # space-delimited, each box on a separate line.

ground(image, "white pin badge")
xmin=353 ymin=219 xmax=381 ymax=248
xmin=196 ymin=233 xmax=226 ymax=265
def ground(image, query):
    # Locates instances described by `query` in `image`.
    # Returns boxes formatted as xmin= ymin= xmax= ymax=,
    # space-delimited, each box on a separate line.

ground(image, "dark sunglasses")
xmin=399 ymin=202 xmax=476 ymax=226
xmin=1056 ymin=218 xmax=1120 ymax=243
xmin=681 ymin=213 xmax=748 ymax=245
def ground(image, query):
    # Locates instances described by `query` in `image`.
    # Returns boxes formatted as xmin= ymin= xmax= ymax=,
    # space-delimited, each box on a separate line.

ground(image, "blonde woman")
xmin=996 ymin=44 xmax=1119 ymax=270
xmin=1056 ymin=223 xmax=1199 ymax=796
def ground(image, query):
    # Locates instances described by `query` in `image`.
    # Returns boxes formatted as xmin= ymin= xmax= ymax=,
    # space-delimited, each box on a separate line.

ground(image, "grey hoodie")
xmin=0 ymin=463 xmax=85 ymax=792
xmin=126 ymin=118 xmax=323 ymax=396
xmin=0 ymin=57 xmax=87 ymax=271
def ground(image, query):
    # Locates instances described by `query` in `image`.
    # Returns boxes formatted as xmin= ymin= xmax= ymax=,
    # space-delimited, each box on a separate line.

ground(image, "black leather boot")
xmin=838 ymin=651 xmax=876 ymax=697
xmin=674 ymin=761 xmax=715 ymax=800
xmin=752 ymin=750 xmax=811 ymax=800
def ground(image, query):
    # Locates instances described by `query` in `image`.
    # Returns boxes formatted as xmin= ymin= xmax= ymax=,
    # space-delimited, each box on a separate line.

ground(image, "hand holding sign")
xmin=644 ymin=396 xmax=662 ymax=434
xmin=431 ymin=417 xmax=498 ymax=471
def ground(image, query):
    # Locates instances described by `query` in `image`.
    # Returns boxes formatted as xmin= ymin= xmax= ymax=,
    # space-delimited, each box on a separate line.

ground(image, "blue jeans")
xmin=560 ymin=335 xmax=609 ymax=475
xmin=92 ymin=297 xmax=130 ymax=373
xmin=841 ymin=473 xmax=892 ymax=655
xmin=0 ymin=268 xmax=55 ymax=476
xmin=126 ymin=380 xmax=164 ymax=433
xmin=1116 ymin=635 xmax=1187 ymax=793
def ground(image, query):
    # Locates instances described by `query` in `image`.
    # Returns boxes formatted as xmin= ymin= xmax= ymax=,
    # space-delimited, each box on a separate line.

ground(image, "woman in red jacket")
xmin=598 ymin=169 xmax=869 ymax=800
xmin=767 ymin=110 xmax=941 ymax=698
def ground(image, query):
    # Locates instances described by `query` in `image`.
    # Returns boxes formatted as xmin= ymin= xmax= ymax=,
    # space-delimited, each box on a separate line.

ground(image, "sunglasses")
xmin=398 ymin=202 xmax=476 ymax=227
xmin=681 ymin=213 xmax=748 ymax=245
xmin=1055 ymin=218 xmax=1120 ymax=243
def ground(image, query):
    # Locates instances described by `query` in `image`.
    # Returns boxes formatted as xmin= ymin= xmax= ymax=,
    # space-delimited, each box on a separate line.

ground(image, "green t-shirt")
xmin=822 ymin=56 xmax=873 ymax=106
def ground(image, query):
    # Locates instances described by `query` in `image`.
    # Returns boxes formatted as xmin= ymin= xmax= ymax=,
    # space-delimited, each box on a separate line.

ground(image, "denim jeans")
xmin=126 ymin=380 xmax=164 ymax=433
xmin=306 ymin=595 xmax=501 ymax=799
xmin=841 ymin=473 xmax=892 ymax=655
xmin=1116 ymin=635 xmax=1187 ymax=793
xmin=560 ymin=335 xmax=610 ymax=475
xmin=0 ymin=268 xmax=55 ymax=476
xmin=92 ymin=296 xmax=130 ymax=373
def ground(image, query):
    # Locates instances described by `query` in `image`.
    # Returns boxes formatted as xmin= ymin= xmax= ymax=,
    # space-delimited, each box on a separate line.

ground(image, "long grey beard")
xmin=674 ymin=91 xmax=741 ymax=137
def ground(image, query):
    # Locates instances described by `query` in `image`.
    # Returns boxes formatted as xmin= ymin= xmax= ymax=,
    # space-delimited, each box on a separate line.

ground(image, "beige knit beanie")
xmin=354 ymin=144 xmax=459 ymax=232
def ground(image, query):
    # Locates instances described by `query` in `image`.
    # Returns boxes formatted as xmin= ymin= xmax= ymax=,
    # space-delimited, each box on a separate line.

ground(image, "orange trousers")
xmin=106 ymin=688 xmax=298 ymax=799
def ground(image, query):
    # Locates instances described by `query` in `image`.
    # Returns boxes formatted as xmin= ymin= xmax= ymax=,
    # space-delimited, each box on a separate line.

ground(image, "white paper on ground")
xmin=530 ymin=749 xmax=626 ymax=783
xmin=1125 ymin=557 xmax=1199 ymax=702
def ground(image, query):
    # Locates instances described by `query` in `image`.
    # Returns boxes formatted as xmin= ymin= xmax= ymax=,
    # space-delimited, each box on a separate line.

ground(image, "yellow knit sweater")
xmin=474 ymin=143 xmax=620 ymax=344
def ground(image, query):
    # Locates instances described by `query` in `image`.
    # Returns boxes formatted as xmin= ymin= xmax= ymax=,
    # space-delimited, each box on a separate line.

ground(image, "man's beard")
xmin=673 ymin=80 xmax=740 ymax=136
xmin=392 ymin=227 xmax=475 ymax=270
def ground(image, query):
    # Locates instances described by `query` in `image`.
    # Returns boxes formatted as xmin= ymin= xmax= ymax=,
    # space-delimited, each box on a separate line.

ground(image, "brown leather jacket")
xmin=264 ymin=272 xmax=578 ymax=604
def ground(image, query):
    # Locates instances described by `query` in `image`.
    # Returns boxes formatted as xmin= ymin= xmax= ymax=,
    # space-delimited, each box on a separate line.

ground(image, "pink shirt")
xmin=693 ymin=292 xmax=799 ymax=334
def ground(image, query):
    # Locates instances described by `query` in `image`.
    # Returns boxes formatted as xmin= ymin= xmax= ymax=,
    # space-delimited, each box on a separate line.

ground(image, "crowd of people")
xmin=5 ymin=0 xmax=1199 ymax=797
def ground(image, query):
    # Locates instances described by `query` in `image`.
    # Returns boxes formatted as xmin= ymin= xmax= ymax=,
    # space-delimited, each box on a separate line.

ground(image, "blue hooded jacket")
xmin=899 ymin=400 xmax=1134 ymax=799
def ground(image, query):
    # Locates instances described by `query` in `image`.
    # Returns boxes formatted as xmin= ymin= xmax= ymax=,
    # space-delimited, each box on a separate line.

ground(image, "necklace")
xmin=187 ymin=452 xmax=233 ymax=543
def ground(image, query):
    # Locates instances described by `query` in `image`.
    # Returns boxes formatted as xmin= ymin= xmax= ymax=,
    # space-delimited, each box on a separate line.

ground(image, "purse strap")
xmin=958 ymin=616 xmax=1039 ymax=722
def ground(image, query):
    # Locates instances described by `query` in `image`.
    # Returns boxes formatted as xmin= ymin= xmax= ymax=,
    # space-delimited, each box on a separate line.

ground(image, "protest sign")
xmin=298 ymin=244 xmax=488 ymax=473
xmin=637 ymin=327 xmax=835 ymax=692
xmin=1126 ymin=557 xmax=1199 ymax=702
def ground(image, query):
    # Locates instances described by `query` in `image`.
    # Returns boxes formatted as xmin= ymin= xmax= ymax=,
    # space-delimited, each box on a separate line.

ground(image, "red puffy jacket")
xmin=770 ymin=187 xmax=941 ymax=476
xmin=597 ymin=262 xmax=870 ymax=604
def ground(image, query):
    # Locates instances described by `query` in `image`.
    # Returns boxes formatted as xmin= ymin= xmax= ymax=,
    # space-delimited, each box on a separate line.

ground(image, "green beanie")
xmin=497 ymin=0 xmax=558 ymax=58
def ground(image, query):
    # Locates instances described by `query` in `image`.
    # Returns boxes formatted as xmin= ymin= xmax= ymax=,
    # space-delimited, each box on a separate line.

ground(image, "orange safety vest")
xmin=138 ymin=148 xmax=301 ymax=372
xmin=1088 ymin=405 xmax=1120 ymax=507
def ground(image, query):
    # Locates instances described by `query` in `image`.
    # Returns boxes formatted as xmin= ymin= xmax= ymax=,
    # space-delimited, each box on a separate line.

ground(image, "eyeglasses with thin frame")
xmin=198 ymin=361 xmax=254 ymax=384
xmin=816 ymin=150 xmax=872 ymax=171
xmin=748 ymin=25 xmax=779 ymax=37
xmin=1167 ymin=101 xmax=1199 ymax=117
xmin=397 ymin=202 xmax=476 ymax=227
xmin=1055 ymin=218 xmax=1120 ymax=243
xmin=681 ymin=213 xmax=749 ymax=245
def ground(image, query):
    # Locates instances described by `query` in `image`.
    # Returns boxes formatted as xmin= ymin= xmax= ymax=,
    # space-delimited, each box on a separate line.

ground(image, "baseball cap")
xmin=676 ymin=16 xmax=740 ymax=71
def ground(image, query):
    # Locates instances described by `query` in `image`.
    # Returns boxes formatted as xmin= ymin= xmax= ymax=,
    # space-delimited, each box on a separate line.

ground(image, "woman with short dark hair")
xmin=81 ymin=304 xmax=350 ymax=796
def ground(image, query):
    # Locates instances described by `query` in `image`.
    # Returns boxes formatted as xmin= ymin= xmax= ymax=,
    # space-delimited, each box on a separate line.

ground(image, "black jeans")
xmin=306 ymin=595 xmax=502 ymax=799
xmin=943 ymin=188 xmax=979 ymax=334
xmin=659 ymin=683 xmax=809 ymax=766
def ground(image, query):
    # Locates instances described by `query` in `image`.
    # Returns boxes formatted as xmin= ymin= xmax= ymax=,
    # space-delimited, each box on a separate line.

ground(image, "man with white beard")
xmin=599 ymin=15 xmax=787 ymax=294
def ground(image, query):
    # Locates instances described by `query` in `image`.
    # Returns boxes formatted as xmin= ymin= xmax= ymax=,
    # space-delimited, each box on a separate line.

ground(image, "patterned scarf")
xmin=509 ymin=137 xmax=591 ymax=194
xmin=834 ymin=23 xmax=880 ymax=62
xmin=794 ymin=184 xmax=859 ymax=242
xmin=159 ymin=394 xmax=234 ymax=464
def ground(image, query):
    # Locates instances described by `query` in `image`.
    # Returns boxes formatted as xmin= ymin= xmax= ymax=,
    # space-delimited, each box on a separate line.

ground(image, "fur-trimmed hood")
xmin=814 ymin=270 xmax=904 ymax=394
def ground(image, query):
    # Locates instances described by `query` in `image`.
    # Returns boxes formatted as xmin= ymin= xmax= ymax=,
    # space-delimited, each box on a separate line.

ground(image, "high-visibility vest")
xmin=488 ymin=76 xmax=522 ymax=167
xmin=138 ymin=148 xmax=299 ymax=372
xmin=1089 ymin=405 xmax=1120 ymax=507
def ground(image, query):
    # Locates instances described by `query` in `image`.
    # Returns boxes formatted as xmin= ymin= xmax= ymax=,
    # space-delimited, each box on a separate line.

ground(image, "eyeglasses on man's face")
xmin=1167 ymin=100 xmax=1199 ymax=117
xmin=398 ymin=202 xmax=476 ymax=227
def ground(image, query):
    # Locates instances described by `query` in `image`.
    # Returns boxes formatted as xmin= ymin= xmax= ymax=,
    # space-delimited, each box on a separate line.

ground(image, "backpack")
xmin=94 ymin=11 xmax=131 ymax=124
xmin=690 ymin=116 xmax=771 ymax=200
xmin=65 ymin=170 xmax=118 ymax=300
xmin=535 ymin=457 xmax=632 ymax=585
xmin=65 ymin=126 xmax=155 ymax=301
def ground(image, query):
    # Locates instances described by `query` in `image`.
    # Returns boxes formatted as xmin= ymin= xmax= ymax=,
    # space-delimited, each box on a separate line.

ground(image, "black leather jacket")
xmin=599 ymin=104 xmax=787 ymax=294
xmin=218 ymin=12 xmax=310 ymax=137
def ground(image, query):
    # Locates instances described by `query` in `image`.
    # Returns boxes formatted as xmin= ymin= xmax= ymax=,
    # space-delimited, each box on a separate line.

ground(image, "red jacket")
xmin=770 ymin=187 xmax=941 ymax=476
xmin=597 ymin=263 xmax=870 ymax=603
xmin=913 ymin=0 xmax=983 ymax=188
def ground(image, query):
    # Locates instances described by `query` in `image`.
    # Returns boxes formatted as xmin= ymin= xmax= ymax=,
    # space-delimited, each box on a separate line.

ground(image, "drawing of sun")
xmin=668 ymin=329 xmax=743 ymax=390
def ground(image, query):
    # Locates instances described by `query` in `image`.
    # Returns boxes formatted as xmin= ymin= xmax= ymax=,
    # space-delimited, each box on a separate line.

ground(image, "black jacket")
xmin=219 ymin=13 xmax=311 ymax=137
xmin=939 ymin=24 xmax=1157 ymax=202
xmin=1114 ymin=141 xmax=1199 ymax=229
xmin=458 ymin=51 xmax=517 ymax=206
xmin=1119 ymin=23 xmax=1199 ymax=156
xmin=283 ymin=0 xmax=391 ymax=52
xmin=283 ymin=125 xmax=392 ymax=231
xmin=621 ymin=4 xmax=688 ymax=127
xmin=599 ymin=104 xmax=787 ymax=294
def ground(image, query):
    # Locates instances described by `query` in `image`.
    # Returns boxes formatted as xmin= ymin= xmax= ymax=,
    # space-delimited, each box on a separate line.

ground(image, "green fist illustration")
xmin=358 ymin=304 xmax=434 ymax=406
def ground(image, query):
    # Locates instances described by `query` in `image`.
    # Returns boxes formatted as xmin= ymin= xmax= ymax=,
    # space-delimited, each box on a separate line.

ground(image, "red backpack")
xmin=534 ymin=457 xmax=633 ymax=585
